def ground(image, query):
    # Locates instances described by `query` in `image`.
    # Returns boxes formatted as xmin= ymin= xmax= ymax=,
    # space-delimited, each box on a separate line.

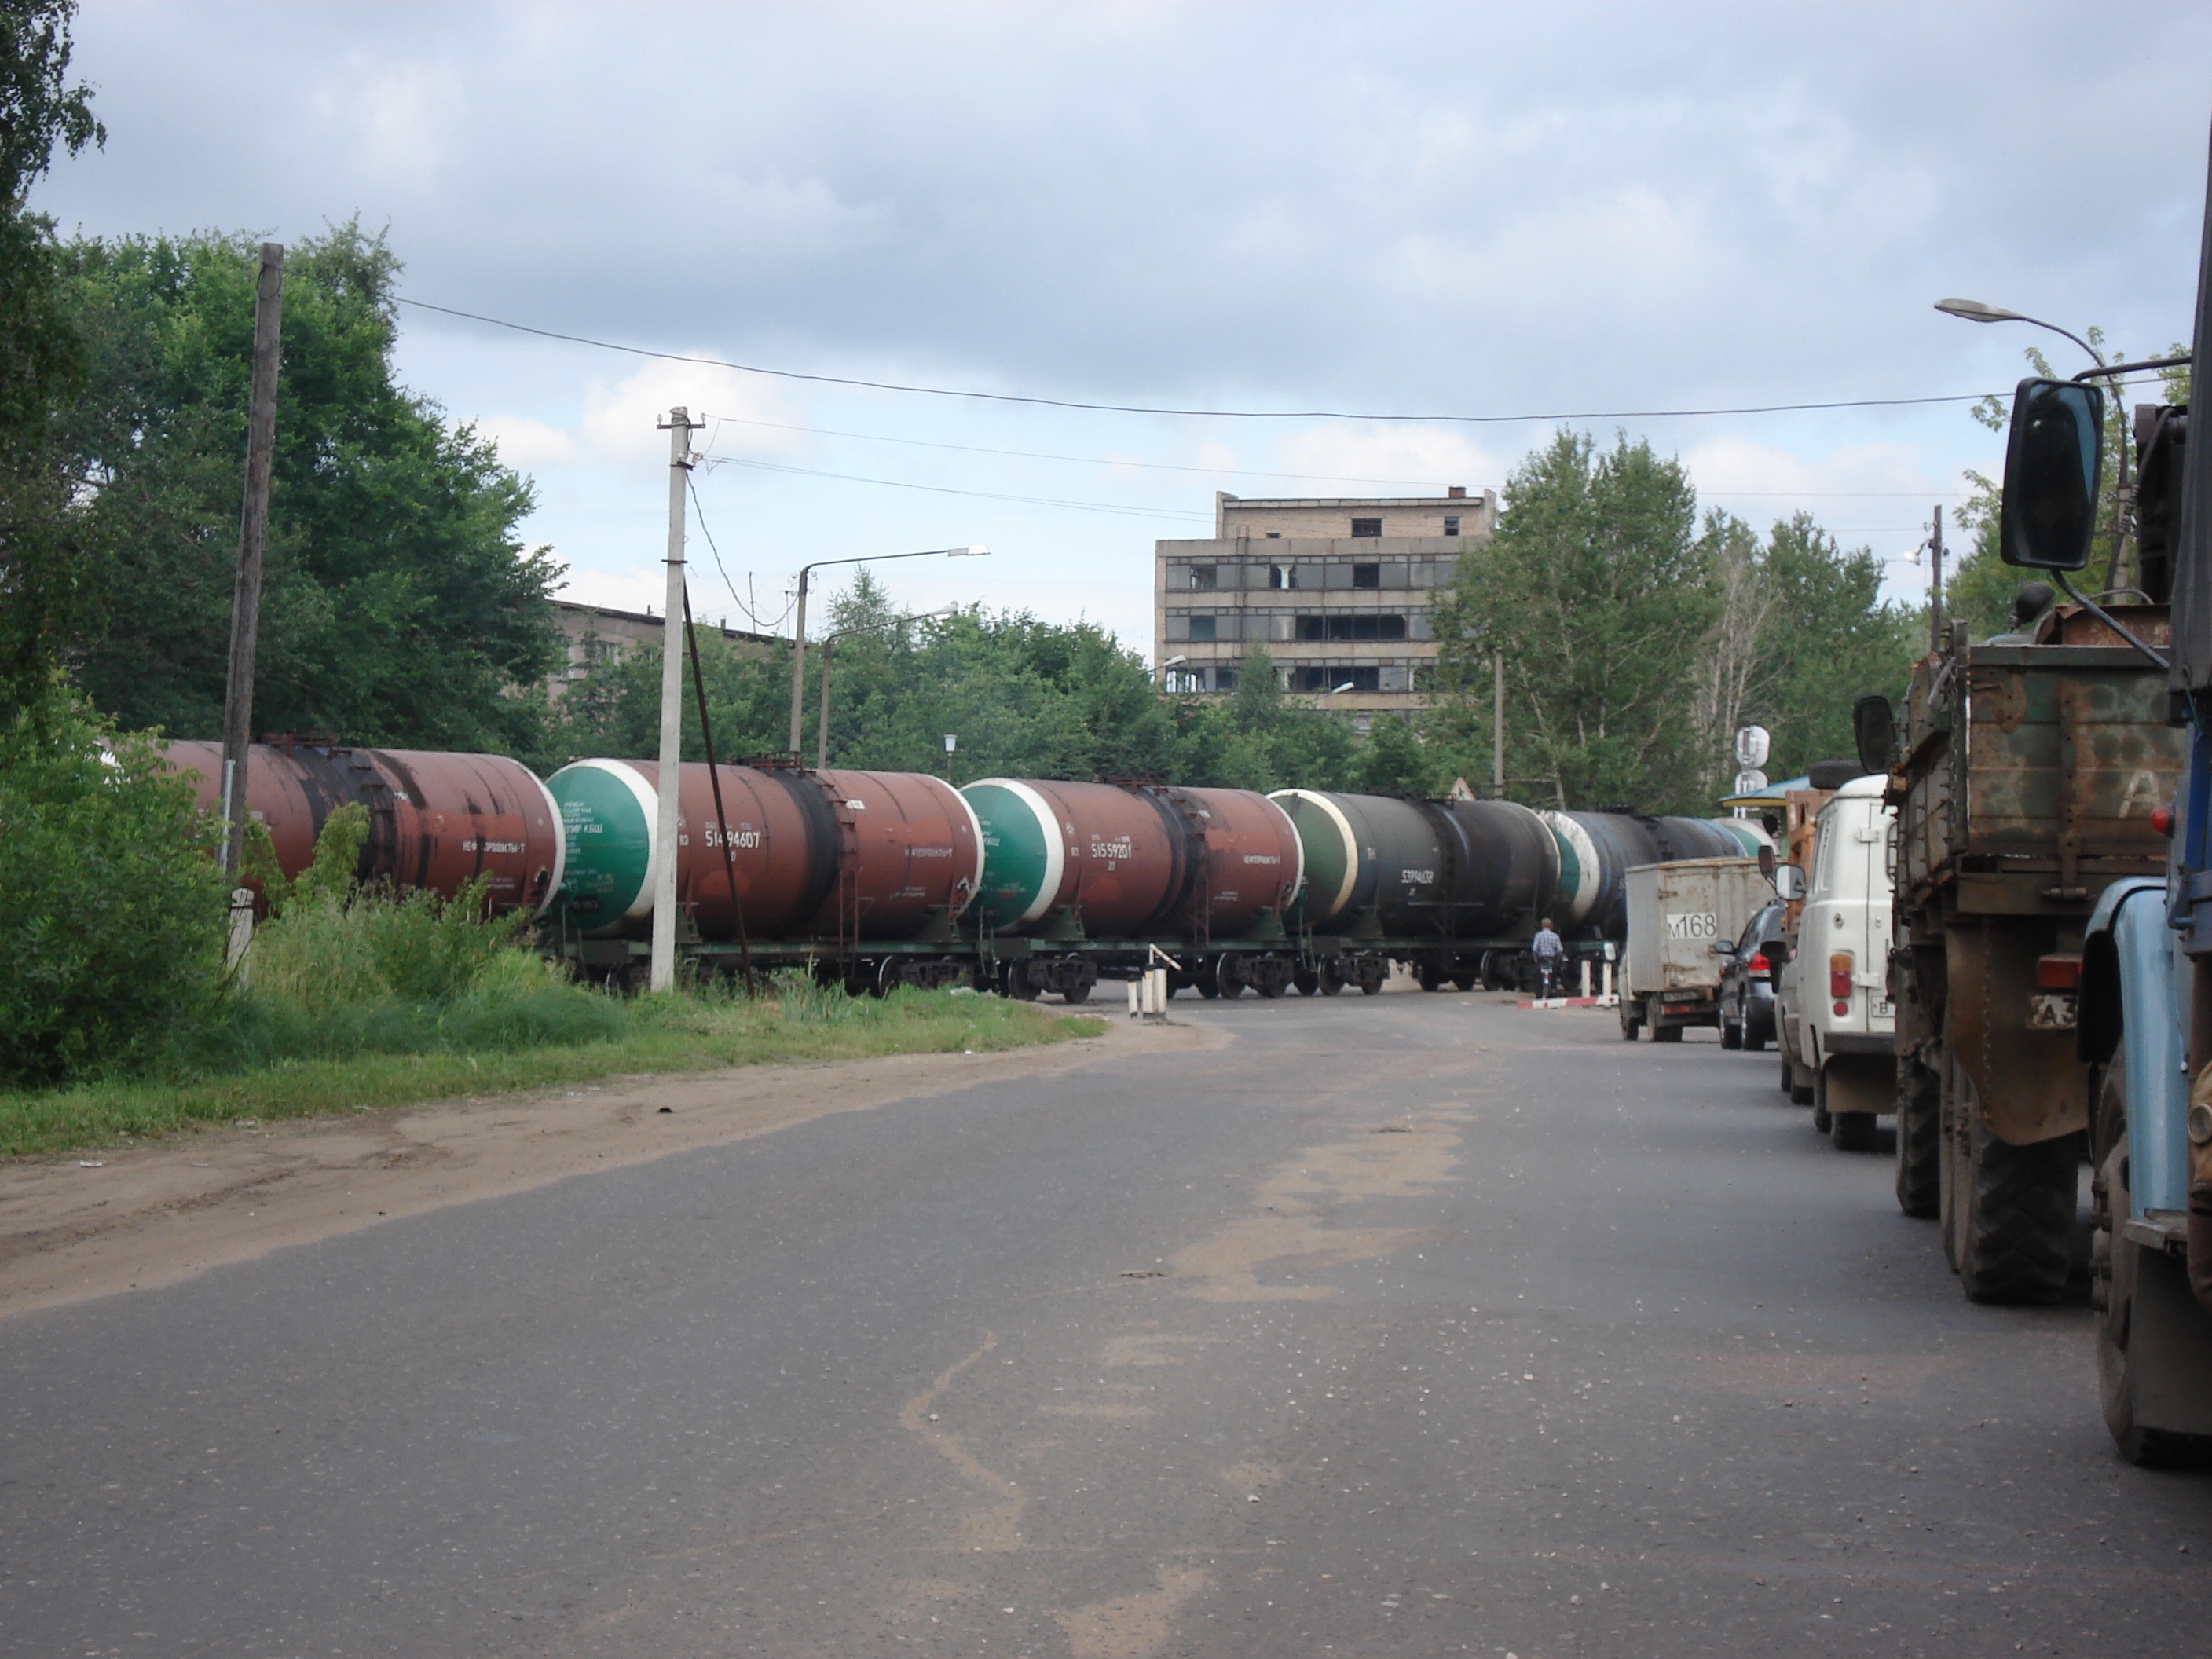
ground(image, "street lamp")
xmin=813 ymin=606 xmax=958 ymax=767
xmin=787 ymin=546 xmax=987 ymax=753
xmin=1933 ymin=297 xmax=2102 ymax=368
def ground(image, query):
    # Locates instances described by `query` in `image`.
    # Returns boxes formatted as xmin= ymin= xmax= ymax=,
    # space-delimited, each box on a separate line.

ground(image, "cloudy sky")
xmin=33 ymin=2 xmax=2212 ymax=654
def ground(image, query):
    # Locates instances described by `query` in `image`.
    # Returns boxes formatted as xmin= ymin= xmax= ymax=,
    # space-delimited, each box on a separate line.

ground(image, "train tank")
xmin=1541 ymin=811 xmax=1767 ymax=936
xmin=159 ymin=740 xmax=565 ymax=915
xmin=961 ymin=778 xmax=1303 ymax=999
xmin=545 ymin=760 xmax=982 ymax=943
xmin=1269 ymin=789 xmax=1558 ymax=940
xmin=962 ymin=779 xmax=1302 ymax=941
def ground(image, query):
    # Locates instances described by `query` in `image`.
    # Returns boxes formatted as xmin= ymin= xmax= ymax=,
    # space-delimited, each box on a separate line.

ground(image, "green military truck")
xmin=1869 ymin=603 xmax=2184 ymax=1302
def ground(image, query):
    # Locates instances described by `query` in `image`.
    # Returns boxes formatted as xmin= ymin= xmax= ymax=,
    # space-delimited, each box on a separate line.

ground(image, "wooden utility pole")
xmin=650 ymin=407 xmax=699 ymax=993
xmin=219 ymin=242 xmax=284 ymax=879
xmin=1928 ymin=507 xmax=1945 ymax=656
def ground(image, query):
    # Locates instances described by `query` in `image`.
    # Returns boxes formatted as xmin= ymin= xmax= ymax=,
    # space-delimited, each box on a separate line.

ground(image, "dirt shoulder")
xmin=0 ymin=1015 xmax=1222 ymax=1320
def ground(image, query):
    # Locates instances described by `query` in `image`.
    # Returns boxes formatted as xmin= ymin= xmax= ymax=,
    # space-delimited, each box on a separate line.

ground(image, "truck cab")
xmin=1778 ymin=774 xmax=1896 ymax=1148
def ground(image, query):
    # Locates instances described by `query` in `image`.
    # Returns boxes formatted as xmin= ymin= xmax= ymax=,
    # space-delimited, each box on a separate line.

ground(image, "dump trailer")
xmin=1618 ymin=857 xmax=1773 ymax=1041
xmin=1877 ymin=599 xmax=2184 ymax=1304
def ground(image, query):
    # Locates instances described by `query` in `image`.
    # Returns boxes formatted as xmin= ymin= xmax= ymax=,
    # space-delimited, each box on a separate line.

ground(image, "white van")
xmin=1776 ymin=773 xmax=1896 ymax=1149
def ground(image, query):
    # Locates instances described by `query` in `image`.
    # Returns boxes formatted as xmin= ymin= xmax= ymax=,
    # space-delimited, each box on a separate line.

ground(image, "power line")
xmin=686 ymin=474 xmax=793 ymax=635
xmin=398 ymin=295 xmax=1997 ymax=426
xmin=701 ymin=454 xmax=1214 ymax=522
xmin=697 ymin=410 xmax=1980 ymax=499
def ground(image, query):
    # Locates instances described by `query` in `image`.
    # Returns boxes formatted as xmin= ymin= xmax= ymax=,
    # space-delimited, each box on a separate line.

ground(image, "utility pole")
xmin=787 ymin=568 xmax=811 ymax=755
xmin=1492 ymin=653 xmax=1505 ymax=797
xmin=650 ymin=407 xmax=700 ymax=994
xmin=218 ymin=242 xmax=284 ymax=879
xmin=1928 ymin=506 xmax=1945 ymax=657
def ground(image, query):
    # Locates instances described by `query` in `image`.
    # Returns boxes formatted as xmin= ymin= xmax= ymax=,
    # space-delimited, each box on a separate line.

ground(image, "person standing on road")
xmin=1531 ymin=917 xmax=1564 ymax=997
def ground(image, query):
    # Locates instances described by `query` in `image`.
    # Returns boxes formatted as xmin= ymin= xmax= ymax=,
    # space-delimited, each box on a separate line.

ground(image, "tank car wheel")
xmin=1059 ymin=958 xmax=1097 ymax=1005
xmin=1417 ymin=965 xmax=1445 ymax=993
xmin=1452 ymin=972 xmax=1478 ymax=993
xmin=1254 ymin=977 xmax=1286 ymax=1000
xmin=1194 ymin=979 xmax=1220 ymax=999
xmin=1293 ymin=969 xmax=1320 ymax=997
xmin=1895 ymin=1053 xmax=1941 ymax=1218
xmin=1213 ymin=958 xmax=1247 ymax=1000
xmin=1000 ymin=961 xmax=1041 ymax=1002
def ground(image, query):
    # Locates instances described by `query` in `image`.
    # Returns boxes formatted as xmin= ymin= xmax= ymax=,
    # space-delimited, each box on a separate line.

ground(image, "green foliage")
xmin=0 ymin=1 xmax=100 ymax=201
xmin=0 ymin=689 xmax=230 ymax=1086
xmin=55 ymin=222 xmax=563 ymax=750
xmin=1432 ymin=430 xmax=1718 ymax=813
xmin=0 ymin=1 xmax=102 ymax=720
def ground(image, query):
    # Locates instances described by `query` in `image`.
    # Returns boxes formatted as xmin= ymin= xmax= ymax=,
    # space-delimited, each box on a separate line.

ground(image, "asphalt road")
xmin=5 ymin=991 xmax=2210 ymax=1658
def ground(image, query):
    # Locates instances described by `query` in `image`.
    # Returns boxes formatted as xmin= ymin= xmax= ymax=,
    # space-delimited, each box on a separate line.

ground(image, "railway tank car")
xmin=1541 ymin=811 xmax=1767 ymax=938
xmin=960 ymin=778 xmax=1305 ymax=1000
xmin=544 ymin=760 xmax=984 ymax=990
xmin=159 ymin=740 xmax=565 ymax=916
xmin=1269 ymin=789 xmax=1560 ymax=993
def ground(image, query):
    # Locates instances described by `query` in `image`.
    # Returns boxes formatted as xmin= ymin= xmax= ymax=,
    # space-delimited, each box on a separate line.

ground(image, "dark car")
xmin=1717 ymin=899 xmax=1789 ymax=1051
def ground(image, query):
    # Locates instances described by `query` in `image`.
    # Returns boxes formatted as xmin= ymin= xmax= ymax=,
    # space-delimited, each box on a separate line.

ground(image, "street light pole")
xmin=815 ymin=606 xmax=956 ymax=767
xmin=785 ymin=546 xmax=987 ymax=753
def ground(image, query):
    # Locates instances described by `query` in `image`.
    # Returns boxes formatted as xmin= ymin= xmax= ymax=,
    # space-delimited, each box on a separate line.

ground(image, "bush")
xmin=0 ymin=690 xmax=230 ymax=1086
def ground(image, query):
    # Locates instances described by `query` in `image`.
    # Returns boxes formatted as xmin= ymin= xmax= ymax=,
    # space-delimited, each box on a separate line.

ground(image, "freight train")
xmin=161 ymin=742 xmax=1769 ymax=1002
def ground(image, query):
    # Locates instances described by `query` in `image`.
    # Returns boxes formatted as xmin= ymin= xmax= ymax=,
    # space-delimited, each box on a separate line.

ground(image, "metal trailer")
xmin=1874 ymin=602 xmax=2184 ymax=1305
xmin=1617 ymin=857 xmax=1774 ymax=1041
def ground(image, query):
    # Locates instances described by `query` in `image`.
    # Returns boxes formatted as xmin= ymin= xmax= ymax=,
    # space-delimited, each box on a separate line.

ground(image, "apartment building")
xmin=1153 ymin=489 xmax=1495 ymax=711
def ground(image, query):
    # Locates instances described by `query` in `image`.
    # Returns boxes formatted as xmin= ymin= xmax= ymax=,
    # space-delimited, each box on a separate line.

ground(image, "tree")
xmin=1738 ymin=511 xmax=1918 ymax=778
xmin=0 ymin=0 xmax=102 ymax=720
xmin=57 ymin=223 xmax=563 ymax=752
xmin=1433 ymin=430 xmax=1716 ymax=814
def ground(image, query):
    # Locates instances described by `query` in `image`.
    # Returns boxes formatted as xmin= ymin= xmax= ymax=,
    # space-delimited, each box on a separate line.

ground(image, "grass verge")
xmin=0 ymin=987 xmax=1104 ymax=1160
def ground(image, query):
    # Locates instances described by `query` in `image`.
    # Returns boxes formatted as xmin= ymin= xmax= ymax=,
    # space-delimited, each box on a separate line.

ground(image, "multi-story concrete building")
xmin=1153 ymin=489 xmax=1495 ymax=712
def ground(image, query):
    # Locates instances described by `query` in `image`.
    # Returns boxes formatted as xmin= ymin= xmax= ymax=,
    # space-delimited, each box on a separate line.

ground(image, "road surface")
xmin=4 ymin=991 xmax=2208 ymax=1656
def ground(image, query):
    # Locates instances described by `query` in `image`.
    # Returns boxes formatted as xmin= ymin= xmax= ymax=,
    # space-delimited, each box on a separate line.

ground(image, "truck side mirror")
xmin=1998 ymin=377 xmax=2105 ymax=572
xmin=1853 ymin=694 xmax=1895 ymax=775
xmin=1713 ymin=940 xmax=1737 ymax=957
xmin=1757 ymin=844 xmax=1777 ymax=880
xmin=1774 ymin=864 xmax=1806 ymax=902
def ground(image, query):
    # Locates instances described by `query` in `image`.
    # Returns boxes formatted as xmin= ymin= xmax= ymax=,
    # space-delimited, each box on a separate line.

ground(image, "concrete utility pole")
xmin=650 ymin=407 xmax=700 ymax=994
xmin=219 ymin=242 xmax=284 ymax=879
xmin=1928 ymin=507 xmax=1945 ymax=656
xmin=1492 ymin=653 xmax=1505 ymax=797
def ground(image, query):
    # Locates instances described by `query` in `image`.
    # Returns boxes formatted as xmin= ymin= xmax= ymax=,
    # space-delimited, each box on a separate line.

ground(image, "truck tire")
xmin=1720 ymin=1014 xmax=1743 ymax=1050
xmin=1620 ymin=1001 xmax=1643 ymax=1040
xmin=2094 ymin=1106 xmax=2212 ymax=1467
xmin=1650 ymin=996 xmax=1683 ymax=1042
xmin=1894 ymin=1054 xmax=1941 ymax=1218
xmin=1779 ymin=1049 xmax=1795 ymax=1095
xmin=1959 ymin=1113 xmax=2078 ymax=1305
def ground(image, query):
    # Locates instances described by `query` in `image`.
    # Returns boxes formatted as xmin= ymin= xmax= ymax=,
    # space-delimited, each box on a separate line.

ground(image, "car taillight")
xmin=1829 ymin=952 xmax=1853 ymax=1002
xmin=2036 ymin=954 xmax=2082 ymax=991
xmin=1747 ymin=951 xmax=1771 ymax=974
